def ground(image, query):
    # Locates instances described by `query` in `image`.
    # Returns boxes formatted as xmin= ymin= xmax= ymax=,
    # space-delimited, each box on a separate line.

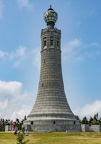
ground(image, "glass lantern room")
xmin=44 ymin=5 xmax=58 ymax=27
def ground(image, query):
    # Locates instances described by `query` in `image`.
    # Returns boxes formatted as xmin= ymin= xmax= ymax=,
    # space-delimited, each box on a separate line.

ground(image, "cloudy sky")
xmin=0 ymin=0 xmax=101 ymax=121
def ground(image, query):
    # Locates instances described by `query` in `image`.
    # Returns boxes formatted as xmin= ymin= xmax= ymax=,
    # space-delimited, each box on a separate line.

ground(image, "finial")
xmin=48 ymin=5 xmax=53 ymax=10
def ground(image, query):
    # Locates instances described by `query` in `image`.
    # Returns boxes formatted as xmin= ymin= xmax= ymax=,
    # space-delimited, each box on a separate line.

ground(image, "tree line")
xmin=0 ymin=116 xmax=26 ymax=131
xmin=76 ymin=113 xmax=101 ymax=125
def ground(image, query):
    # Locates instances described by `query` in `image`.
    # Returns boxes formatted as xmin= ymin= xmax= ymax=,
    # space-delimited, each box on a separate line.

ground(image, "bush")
xmin=16 ymin=131 xmax=24 ymax=144
xmin=16 ymin=131 xmax=29 ymax=144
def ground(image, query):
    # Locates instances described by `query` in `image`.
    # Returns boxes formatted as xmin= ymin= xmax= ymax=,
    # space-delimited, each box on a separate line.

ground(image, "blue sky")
xmin=0 ymin=0 xmax=101 ymax=120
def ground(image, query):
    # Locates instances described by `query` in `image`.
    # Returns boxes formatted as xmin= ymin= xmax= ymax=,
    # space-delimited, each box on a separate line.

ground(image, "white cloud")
xmin=74 ymin=100 xmax=101 ymax=119
xmin=62 ymin=39 xmax=100 ymax=62
xmin=0 ymin=100 xmax=8 ymax=110
xmin=0 ymin=45 xmax=26 ymax=67
xmin=89 ymin=42 xmax=100 ymax=47
xmin=9 ymin=45 xmax=26 ymax=60
xmin=0 ymin=81 xmax=22 ymax=93
xmin=0 ymin=81 xmax=26 ymax=100
xmin=0 ymin=81 xmax=32 ymax=120
xmin=0 ymin=50 xmax=8 ymax=58
xmin=0 ymin=45 xmax=41 ymax=68
xmin=31 ymin=47 xmax=41 ymax=70
xmin=18 ymin=0 xmax=33 ymax=10
xmin=16 ymin=45 xmax=26 ymax=57
xmin=10 ymin=105 xmax=31 ymax=120
xmin=63 ymin=39 xmax=82 ymax=53
xmin=62 ymin=39 xmax=83 ymax=62
xmin=10 ymin=45 xmax=26 ymax=67
xmin=0 ymin=0 xmax=3 ymax=19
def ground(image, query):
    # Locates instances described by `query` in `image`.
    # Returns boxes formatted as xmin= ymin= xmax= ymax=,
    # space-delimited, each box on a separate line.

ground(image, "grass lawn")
xmin=0 ymin=132 xmax=101 ymax=144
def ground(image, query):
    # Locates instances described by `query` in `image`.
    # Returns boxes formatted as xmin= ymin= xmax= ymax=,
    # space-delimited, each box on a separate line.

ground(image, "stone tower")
xmin=24 ymin=6 xmax=80 ymax=132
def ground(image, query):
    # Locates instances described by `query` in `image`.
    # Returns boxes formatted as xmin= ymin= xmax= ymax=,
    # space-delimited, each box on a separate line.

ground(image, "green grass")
xmin=0 ymin=132 xmax=101 ymax=144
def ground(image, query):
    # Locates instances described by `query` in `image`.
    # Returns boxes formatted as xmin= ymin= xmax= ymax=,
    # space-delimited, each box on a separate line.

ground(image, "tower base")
xmin=23 ymin=119 xmax=80 ymax=132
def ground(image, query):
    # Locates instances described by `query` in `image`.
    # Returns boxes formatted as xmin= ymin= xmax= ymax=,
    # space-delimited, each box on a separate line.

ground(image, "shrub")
xmin=16 ymin=131 xmax=29 ymax=144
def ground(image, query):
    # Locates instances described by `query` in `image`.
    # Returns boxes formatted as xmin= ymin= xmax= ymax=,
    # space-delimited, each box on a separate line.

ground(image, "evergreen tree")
xmin=75 ymin=115 xmax=81 ymax=122
xmin=89 ymin=113 xmax=100 ymax=125
xmin=81 ymin=116 xmax=88 ymax=124
xmin=24 ymin=116 xmax=27 ymax=120
xmin=89 ymin=116 xmax=93 ymax=126
xmin=94 ymin=113 xmax=98 ymax=121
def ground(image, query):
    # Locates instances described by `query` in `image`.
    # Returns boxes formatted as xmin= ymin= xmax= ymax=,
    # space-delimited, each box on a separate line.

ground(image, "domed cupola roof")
xmin=44 ymin=5 xmax=58 ymax=27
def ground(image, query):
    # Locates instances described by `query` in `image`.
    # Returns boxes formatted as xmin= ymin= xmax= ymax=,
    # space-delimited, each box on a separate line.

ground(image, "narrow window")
xmin=44 ymin=59 xmax=45 ymax=63
xmin=57 ymin=41 xmax=59 ymax=47
xmin=50 ymin=40 xmax=53 ymax=46
xmin=43 ymin=37 xmax=46 ymax=47
xmin=53 ymin=121 xmax=55 ymax=124
xmin=44 ymin=40 xmax=46 ymax=46
xmin=31 ymin=121 xmax=33 ymax=125
xmin=74 ymin=121 xmax=75 ymax=124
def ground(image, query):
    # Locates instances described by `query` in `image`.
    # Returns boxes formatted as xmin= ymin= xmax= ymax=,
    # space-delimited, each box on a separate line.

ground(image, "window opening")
xmin=53 ymin=121 xmax=55 ymax=124
xmin=43 ymin=37 xmax=46 ymax=47
xmin=50 ymin=40 xmax=53 ymax=46
xmin=31 ymin=121 xmax=33 ymax=125
xmin=44 ymin=41 xmax=46 ymax=46
xmin=57 ymin=41 xmax=59 ymax=47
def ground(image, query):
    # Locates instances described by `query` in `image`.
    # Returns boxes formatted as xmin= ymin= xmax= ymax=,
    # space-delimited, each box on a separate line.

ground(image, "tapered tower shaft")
xmin=30 ymin=27 xmax=72 ymax=116
xmin=23 ymin=6 xmax=80 ymax=132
